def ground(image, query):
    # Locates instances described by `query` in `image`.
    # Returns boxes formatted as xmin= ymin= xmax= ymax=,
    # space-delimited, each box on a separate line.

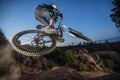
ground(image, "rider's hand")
xmin=60 ymin=13 xmax=63 ymax=18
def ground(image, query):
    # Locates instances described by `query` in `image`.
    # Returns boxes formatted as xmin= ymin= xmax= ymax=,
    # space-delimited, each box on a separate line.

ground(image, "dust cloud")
xmin=0 ymin=43 xmax=21 ymax=80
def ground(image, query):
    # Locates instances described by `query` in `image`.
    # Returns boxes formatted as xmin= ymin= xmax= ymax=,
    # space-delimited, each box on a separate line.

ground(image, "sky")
xmin=0 ymin=0 xmax=120 ymax=46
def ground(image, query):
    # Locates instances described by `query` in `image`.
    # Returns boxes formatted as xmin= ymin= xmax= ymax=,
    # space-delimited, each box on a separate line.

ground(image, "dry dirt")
xmin=0 ymin=44 xmax=120 ymax=80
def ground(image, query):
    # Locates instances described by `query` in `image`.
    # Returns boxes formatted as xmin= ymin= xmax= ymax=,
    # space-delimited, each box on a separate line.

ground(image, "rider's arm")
xmin=52 ymin=4 xmax=61 ymax=14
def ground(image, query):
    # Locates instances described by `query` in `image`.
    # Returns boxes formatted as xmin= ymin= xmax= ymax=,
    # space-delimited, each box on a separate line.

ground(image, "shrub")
xmin=63 ymin=50 xmax=77 ymax=65
xmin=100 ymin=54 xmax=120 ymax=73
xmin=45 ymin=48 xmax=64 ymax=65
xmin=106 ymin=59 xmax=114 ymax=69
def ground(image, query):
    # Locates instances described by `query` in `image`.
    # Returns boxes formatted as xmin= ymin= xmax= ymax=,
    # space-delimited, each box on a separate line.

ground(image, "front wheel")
xmin=12 ymin=30 xmax=56 ymax=56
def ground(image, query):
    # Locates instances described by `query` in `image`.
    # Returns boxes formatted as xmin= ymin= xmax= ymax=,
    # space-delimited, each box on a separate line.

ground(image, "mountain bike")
xmin=12 ymin=18 xmax=92 ymax=56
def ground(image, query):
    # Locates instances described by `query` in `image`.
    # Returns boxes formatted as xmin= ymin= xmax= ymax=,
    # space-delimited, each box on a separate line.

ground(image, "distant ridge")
xmin=95 ymin=36 xmax=120 ymax=43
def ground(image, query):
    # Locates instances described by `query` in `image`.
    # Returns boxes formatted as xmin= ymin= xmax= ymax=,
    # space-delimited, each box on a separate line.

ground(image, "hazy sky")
xmin=0 ymin=0 xmax=120 ymax=46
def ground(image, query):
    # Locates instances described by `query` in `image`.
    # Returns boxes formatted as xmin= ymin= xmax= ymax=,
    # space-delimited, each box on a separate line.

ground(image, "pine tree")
xmin=110 ymin=0 xmax=120 ymax=28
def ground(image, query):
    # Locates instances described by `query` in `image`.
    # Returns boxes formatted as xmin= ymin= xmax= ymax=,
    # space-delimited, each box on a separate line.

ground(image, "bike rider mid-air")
xmin=11 ymin=3 xmax=92 ymax=56
xmin=35 ymin=3 xmax=63 ymax=34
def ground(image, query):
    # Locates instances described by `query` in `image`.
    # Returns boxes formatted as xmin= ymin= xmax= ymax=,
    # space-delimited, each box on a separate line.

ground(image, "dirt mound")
xmin=73 ymin=48 xmax=106 ymax=72
xmin=11 ymin=48 xmax=107 ymax=74
xmin=11 ymin=50 xmax=50 ymax=74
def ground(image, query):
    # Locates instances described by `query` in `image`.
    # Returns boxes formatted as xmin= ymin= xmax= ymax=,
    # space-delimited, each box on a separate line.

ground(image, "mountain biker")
xmin=35 ymin=3 xmax=63 ymax=34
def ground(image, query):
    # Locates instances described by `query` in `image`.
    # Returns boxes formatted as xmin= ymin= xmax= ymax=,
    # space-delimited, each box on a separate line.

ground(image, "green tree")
xmin=110 ymin=0 xmax=120 ymax=28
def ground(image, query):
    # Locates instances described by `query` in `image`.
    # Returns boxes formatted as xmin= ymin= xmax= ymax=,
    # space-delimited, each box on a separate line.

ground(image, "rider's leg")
xmin=35 ymin=15 xmax=56 ymax=34
xmin=35 ymin=6 xmax=58 ymax=34
xmin=49 ymin=19 xmax=55 ymax=28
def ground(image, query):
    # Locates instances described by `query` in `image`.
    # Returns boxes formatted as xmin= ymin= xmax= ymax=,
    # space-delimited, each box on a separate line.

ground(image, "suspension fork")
xmin=57 ymin=18 xmax=63 ymax=37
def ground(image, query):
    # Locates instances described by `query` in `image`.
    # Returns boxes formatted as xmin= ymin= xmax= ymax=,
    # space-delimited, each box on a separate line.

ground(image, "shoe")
xmin=44 ymin=27 xmax=58 ymax=34
xmin=36 ymin=25 xmax=44 ymax=29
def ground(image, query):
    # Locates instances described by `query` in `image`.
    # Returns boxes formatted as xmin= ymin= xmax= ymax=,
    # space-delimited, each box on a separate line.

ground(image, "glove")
xmin=60 ymin=13 xmax=63 ymax=18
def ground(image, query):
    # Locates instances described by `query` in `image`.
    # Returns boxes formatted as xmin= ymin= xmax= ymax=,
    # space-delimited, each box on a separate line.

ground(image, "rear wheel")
xmin=12 ymin=30 xmax=56 ymax=56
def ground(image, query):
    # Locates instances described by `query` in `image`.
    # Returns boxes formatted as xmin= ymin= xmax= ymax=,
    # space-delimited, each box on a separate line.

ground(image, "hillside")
xmin=0 ymin=28 xmax=120 ymax=80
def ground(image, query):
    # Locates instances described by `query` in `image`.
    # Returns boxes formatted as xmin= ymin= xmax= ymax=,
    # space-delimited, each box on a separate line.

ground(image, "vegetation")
xmin=45 ymin=48 xmax=95 ymax=71
xmin=78 ymin=40 xmax=120 ymax=53
xmin=110 ymin=0 xmax=120 ymax=28
xmin=100 ymin=54 xmax=120 ymax=72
